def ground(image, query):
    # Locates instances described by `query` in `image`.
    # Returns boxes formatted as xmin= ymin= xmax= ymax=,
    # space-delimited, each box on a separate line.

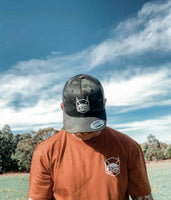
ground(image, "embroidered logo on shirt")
xmin=76 ymin=96 xmax=90 ymax=113
xmin=104 ymin=156 xmax=120 ymax=177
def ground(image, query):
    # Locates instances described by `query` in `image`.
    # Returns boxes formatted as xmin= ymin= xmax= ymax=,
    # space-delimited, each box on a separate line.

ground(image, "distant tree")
xmin=159 ymin=142 xmax=168 ymax=160
xmin=10 ymin=133 xmax=22 ymax=171
xmin=33 ymin=127 xmax=57 ymax=145
xmin=0 ymin=125 xmax=15 ymax=173
xmin=0 ymin=130 xmax=2 ymax=173
xmin=141 ymin=143 xmax=148 ymax=155
xmin=147 ymin=134 xmax=159 ymax=145
xmin=12 ymin=134 xmax=22 ymax=149
xmin=145 ymin=134 xmax=167 ymax=161
xmin=0 ymin=154 xmax=2 ymax=174
xmin=164 ymin=145 xmax=171 ymax=159
xmin=12 ymin=127 xmax=58 ymax=172
xmin=11 ymin=133 xmax=34 ymax=172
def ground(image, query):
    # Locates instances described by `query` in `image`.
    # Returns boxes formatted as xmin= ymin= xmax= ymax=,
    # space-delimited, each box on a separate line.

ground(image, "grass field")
xmin=0 ymin=160 xmax=170 ymax=200
xmin=0 ymin=173 xmax=29 ymax=200
xmin=146 ymin=159 xmax=171 ymax=200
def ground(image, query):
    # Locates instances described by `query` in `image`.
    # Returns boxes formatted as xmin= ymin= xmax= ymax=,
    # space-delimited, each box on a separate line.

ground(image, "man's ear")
xmin=60 ymin=103 xmax=64 ymax=110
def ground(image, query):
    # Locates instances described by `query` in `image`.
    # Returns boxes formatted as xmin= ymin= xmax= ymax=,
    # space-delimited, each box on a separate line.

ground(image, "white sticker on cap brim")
xmin=90 ymin=120 xmax=105 ymax=130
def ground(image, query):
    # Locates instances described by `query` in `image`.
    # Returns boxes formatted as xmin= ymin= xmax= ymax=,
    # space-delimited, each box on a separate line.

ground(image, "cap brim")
xmin=63 ymin=111 xmax=106 ymax=133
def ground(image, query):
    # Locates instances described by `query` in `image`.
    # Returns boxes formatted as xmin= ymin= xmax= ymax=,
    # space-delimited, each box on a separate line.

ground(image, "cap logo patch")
xmin=90 ymin=120 xmax=104 ymax=130
xmin=76 ymin=96 xmax=90 ymax=113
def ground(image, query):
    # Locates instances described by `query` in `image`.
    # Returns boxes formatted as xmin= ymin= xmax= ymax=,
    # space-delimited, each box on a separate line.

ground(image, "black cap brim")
xmin=63 ymin=110 xmax=106 ymax=133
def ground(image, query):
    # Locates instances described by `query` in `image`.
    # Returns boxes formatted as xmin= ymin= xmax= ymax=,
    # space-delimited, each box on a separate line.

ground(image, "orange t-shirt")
xmin=29 ymin=126 xmax=151 ymax=200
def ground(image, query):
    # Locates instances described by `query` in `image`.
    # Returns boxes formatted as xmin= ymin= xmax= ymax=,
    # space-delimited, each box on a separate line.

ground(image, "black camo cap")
xmin=62 ymin=74 xmax=106 ymax=133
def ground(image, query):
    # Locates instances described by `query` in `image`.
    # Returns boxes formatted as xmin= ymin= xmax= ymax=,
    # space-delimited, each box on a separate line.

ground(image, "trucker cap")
xmin=62 ymin=74 xmax=106 ymax=133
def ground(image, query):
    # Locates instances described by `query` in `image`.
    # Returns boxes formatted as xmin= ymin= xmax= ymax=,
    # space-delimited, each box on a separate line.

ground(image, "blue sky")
xmin=0 ymin=0 xmax=171 ymax=144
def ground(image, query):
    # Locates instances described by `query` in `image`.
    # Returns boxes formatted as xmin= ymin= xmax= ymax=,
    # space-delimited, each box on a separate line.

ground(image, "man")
xmin=29 ymin=74 xmax=154 ymax=200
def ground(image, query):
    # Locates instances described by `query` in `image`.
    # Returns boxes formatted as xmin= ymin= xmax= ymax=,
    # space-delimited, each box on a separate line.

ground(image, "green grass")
xmin=0 ymin=173 xmax=29 ymax=200
xmin=147 ymin=160 xmax=171 ymax=200
xmin=0 ymin=160 xmax=170 ymax=200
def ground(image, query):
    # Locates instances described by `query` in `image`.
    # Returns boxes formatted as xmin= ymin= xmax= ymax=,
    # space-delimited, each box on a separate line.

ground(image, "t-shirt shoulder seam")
xmin=35 ymin=130 xmax=64 ymax=151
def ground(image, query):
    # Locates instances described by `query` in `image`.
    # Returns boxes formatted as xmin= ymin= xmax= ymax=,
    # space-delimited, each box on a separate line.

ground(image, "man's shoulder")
xmin=34 ymin=129 xmax=66 ymax=152
xmin=105 ymin=126 xmax=130 ymax=139
xmin=105 ymin=126 xmax=142 ymax=159
xmin=105 ymin=126 xmax=139 ymax=147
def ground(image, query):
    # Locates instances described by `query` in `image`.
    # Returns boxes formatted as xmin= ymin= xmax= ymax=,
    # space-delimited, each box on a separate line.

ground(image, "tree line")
xmin=0 ymin=124 xmax=57 ymax=174
xmin=141 ymin=134 xmax=171 ymax=161
xmin=0 ymin=124 xmax=171 ymax=174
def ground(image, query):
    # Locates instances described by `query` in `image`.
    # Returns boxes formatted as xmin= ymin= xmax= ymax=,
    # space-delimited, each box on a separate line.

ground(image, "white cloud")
xmin=139 ymin=0 xmax=171 ymax=16
xmin=103 ymin=67 xmax=171 ymax=110
xmin=12 ymin=48 xmax=92 ymax=75
xmin=90 ymin=0 xmax=171 ymax=68
xmin=1 ymin=66 xmax=170 ymax=132
xmin=0 ymin=73 xmax=63 ymax=109
xmin=110 ymin=115 xmax=171 ymax=144
xmin=0 ymin=99 xmax=63 ymax=131
xmin=0 ymin=49 xmax=92 ymax=131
